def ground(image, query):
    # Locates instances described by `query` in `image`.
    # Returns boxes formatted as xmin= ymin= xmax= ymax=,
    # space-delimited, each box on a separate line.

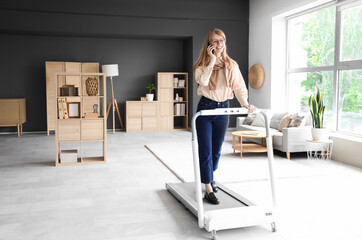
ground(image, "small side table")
xmin=232 ymin=131 xmax=269 ymax=158
xmin=306 ymin=139 xmax=333 ymax=160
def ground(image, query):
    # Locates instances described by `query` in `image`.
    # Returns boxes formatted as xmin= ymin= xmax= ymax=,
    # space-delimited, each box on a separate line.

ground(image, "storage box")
xmin=84 ymin=112 xmax=99 ymax=118
xmin=60 ymin=86 xmax=79 ymax=96
xmin=60 ymin=149 xmax=78 ymax=163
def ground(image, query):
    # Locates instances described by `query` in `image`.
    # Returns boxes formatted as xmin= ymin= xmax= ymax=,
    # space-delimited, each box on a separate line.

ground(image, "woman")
xmin=194 ymin=29 xmax=255 ymax=204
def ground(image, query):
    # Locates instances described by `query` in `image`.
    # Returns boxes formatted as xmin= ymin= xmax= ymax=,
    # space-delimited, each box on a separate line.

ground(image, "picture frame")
xmin=67 ymin=102 xmax=80 ymax=118
xmin=178 ymin=80 xmax=185 ymax=87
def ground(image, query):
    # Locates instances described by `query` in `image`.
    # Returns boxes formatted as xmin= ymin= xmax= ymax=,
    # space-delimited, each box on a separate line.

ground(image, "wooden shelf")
xmin=46 ymin=61 xmax=100 ymax=135
xmin=157 ymin=72 xmax=188 ymax=131
xmin=55 ymin=72 xmax=107 ymax=167
xmin=232 ymin=143 xmax=267 ymax=152
xmin=83 ymin=157 xmax=106 ymax=163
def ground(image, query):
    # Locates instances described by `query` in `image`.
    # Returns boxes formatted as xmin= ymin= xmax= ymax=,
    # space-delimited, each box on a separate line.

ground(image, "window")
xmin=287 ymin=1 xmax=362 ymax=136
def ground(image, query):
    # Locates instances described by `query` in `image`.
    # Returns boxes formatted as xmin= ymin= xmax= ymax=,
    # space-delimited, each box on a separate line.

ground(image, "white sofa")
xmin=236 ymin=111 xmax=322 ymax=159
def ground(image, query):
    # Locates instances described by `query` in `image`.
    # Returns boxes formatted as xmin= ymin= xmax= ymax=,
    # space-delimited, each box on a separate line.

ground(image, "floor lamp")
xmin=102 ymin=64 xmax=124 ymax=133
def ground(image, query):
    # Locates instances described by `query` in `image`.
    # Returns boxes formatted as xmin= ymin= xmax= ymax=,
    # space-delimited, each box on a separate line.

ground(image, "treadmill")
xmin=166 ymin=108 xmax=277 ymax=240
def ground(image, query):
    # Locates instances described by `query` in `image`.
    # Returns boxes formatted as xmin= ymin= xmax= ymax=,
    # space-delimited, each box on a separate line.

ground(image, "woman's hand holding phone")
xmin=207 ymin=44 xmax=216 ymax=62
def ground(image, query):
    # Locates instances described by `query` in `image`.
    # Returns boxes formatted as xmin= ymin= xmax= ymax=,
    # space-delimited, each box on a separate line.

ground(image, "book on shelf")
xmin=180 ymin=103 xmax=185 ymax=115
xmin=174 ymin=103 xmax=181 ymax=116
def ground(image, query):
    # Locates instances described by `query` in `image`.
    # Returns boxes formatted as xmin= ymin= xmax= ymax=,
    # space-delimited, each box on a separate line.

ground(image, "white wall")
xmin=330 ymin=136 xmax=362 ymax=168
xmin=249 ymin=0 xmax=329 ymax=110
xmin=249 ymin=0 xmax=361 ymax=167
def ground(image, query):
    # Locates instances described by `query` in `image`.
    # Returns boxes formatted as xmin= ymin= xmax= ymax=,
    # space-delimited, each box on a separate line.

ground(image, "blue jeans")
xmin=196 ymin=96 xmax=229 ymax=184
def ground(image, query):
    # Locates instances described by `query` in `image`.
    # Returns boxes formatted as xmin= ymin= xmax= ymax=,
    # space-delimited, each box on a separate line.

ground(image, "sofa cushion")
xmin=278 ymin=114 xmax=293 ymax=131
xmin=270 ymin=112 xmax=287 ymax=129
xmin=251 ymin=110 xmax=273 ymax=127
xmin=244 ymin=113 xmax=257 ymax=125
xmin=289 ymin=113 xmax=306 ymax=127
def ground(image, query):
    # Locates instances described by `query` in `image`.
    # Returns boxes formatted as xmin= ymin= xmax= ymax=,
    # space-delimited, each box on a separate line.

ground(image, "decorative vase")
xmin=146 ymin=94 xmax=154 ymax=101
xmin=311 ymin=128 xmax=328 ymax=141
xmin=85 ymin=77 xmax=98 ymax=96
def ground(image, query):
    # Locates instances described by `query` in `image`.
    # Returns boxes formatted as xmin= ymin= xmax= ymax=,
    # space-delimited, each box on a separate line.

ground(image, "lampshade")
xmin=102 ymin=64 xmax=119 ymax=77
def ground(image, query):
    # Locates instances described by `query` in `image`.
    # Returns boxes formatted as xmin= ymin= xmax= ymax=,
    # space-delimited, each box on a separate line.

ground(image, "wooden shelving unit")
xmin=55 ymin=73 xmax=107 ymax=166
xmin=156 ymin=72 xmax=188 ymax=131
xmin=45 ymin=61 xmax=99 ymax=135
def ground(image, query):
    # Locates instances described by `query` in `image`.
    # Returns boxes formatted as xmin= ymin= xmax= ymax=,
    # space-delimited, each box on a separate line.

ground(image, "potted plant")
xmin=146 ymin=83 xmax=155 ymax=101
xmin=308 ymin=84 xmax=327 ymax=141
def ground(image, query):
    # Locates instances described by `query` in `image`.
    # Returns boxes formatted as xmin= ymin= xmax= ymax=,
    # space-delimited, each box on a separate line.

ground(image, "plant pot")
xmin=311 ymin=128 xmax=328 ymax=141
xmin=146 ymin=94 xmax=154 ymax=101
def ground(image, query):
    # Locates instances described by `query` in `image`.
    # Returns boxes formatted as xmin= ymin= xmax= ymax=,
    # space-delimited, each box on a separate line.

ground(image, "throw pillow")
xmin=278 ymin=114 xmax=293 ymax=132
xmin=251 ymin=109 xmax=273 ymax=127
xmin=251 ymin=113 xmax=265 ymax=127
xmin=270 ymin=112 xmax=288 ymax=129
xmin=244 ymin=113 xmax=257 ymax=125
xmin=289 ymin=113 xmax=306 ymax=128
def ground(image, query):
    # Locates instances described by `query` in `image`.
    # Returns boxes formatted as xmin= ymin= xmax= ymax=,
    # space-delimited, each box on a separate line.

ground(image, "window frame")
xmin=286 ymin=0 xmax=362 ymax=137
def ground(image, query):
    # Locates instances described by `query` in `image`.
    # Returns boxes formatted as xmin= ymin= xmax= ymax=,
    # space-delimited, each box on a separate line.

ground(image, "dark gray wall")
xmin=0 ymin=0 xmax=249 ymax=132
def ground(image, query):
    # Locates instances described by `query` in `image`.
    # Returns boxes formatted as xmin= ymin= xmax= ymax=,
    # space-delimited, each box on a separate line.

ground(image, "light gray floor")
xmin=1 ymin=130 xmax=362 ymax=240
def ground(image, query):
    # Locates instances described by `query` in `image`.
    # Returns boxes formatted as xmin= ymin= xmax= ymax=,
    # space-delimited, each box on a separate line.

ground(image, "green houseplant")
xmin=308 ymin=84 xmax=327 ymax=140
xmin=146 ymin=83 xmax=155 ymax=101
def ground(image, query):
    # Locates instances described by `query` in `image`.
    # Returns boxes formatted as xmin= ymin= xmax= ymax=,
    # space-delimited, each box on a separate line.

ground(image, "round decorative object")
xmin=248 ymin=64 xmax=265 ymax=89
xmin=85 ymin=77 xmax=98 ymax=96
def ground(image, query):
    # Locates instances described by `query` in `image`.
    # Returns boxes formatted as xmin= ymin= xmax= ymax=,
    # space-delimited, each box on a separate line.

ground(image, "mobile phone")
xmin=209 ymin=44 xmax=214 ymax=54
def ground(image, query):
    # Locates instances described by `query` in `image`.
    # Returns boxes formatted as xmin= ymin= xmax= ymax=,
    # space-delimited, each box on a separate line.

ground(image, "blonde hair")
xmin=193 ymin=29 xmax=234 ymax=73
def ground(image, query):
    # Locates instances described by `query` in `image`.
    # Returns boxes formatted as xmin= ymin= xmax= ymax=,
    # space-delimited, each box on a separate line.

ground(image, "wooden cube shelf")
xmin=55 ymin=72 xmax=107 ymax=166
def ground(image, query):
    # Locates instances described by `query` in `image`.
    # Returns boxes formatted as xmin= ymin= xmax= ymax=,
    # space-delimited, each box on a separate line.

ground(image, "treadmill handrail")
xmin=191 ymin=107 xmax=277 ymax=229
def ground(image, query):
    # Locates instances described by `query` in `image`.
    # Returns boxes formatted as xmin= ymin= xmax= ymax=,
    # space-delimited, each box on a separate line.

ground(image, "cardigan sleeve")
xmin=231 ymin=63 xmax=249 ymax=107
xmin=195 ymin=61 xmax=215 ymax=86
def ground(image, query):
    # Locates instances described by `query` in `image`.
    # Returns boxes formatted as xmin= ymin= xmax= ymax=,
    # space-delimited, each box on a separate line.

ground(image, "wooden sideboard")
xmin=125 ymin=101 xmax=158 ymax=132
xmin=125 ymin=72 xmax=188 ymax=133
xmin=0 ymin=98 xmax=26 ymax=137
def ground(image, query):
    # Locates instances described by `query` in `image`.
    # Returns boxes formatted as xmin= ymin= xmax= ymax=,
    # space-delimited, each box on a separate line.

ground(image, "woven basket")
xmin=248 ymin=64 xmax=265 ymax=89
xmin=85 ymin=77 xmax=98 ymax=96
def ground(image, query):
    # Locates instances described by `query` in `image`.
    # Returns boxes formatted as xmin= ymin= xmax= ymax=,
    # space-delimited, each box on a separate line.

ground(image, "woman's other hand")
xmin=243 ymin=104 xmax=256 ymax=113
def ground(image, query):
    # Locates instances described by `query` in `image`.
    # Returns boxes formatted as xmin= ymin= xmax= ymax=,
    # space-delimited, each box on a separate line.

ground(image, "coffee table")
xmin=232 ymin=130 xmax=269 ymax=158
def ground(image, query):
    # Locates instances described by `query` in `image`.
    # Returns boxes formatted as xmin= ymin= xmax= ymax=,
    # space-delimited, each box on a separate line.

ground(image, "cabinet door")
xmin=159 ymin=102 xmax=173 ymax=116
xmin=127 ymin=117 xmax=142 ymax=132
xmin=127 ymin=102 xmax=142 ymax=117
xmin=158 ymin=116 xmax=173 ymax=131
xmin=81 ymin=119 xmax=103 ymax=141
xmin=58 ymin=120 xmax=80 ymax=141
xmin=159 ymin=89 xmax=173 ymax=102
xmin=142 ymin=102 xmax=157 ymax=117
xmin=126 ymin=101 xmax=142 ymax=132
xmin=142 ymin=117 xmax=158 ymax=131
xmin=158 ymin=74 xmax=173 ymax=88
xmin=0 ymin=101 xmax=20 ymax=123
